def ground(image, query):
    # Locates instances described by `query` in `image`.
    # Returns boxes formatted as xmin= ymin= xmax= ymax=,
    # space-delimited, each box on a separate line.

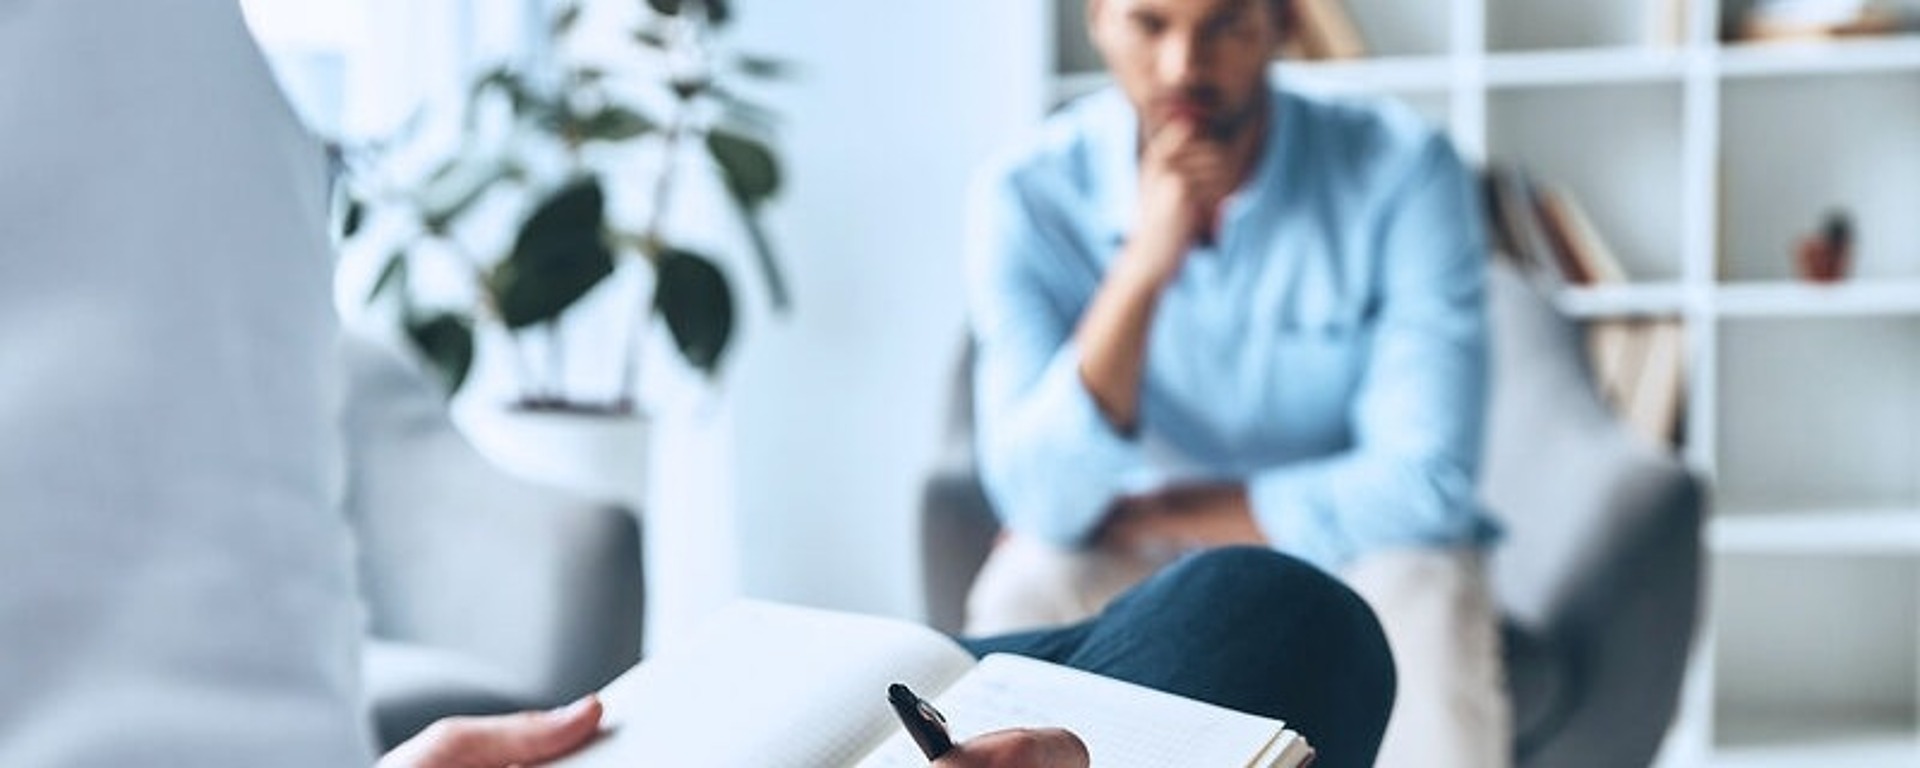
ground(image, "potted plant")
xmin=337 ymin=0 xmax=787 ymax=497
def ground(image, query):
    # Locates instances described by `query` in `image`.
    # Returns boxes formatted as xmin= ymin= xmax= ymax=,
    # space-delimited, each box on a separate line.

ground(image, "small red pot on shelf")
xmin=1795 ymin=211 xmax=1852 ymax=283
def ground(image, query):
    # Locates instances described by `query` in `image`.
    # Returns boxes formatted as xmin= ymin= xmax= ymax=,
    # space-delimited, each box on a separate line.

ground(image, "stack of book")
xmin=1646 ymin=0 xmax=1690 ymax=47
xmin=1735 ymin=0 xmax=1910 ymax=42
xmin=1483 ymin=166 xmax=1630 ymax=289
xmin=1483 ymin=165 xmax=1687 ymax=448
xmin=1585 ymin=317 xmax=1688 ymax=448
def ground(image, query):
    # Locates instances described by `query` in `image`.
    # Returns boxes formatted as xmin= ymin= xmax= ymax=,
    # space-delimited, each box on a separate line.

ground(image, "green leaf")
xmin=632 ymin=27 xmax=669 ymax=50
xmin=575 ymin=105 xmax=657 ymax=143
xmin=551 ymin=3 xmax=583 ymax=35
xmin=732 ymin=54 xmax=794 ymax=80
xmin=712 ymin=85 xmax=782 ymax=132
xmin=404 ymin=312 xmax=476 ymax=395
xmin=471 ymin=67 xmax=562 ymax=123
xmin=654 ymin=248 xmax=736 ymax=374
xmin=367 ymin=251 xmax=409 ymax=304
xmin=738 ymin=210 xmax=791 ymax=312
xmin=645 ymin=0 xmax=730 ymax=25
xmin=471 ymin=68 xmax=525 ymax=111
xmin=706 ymin=129 xmax=780 ymax=207
xmin=488 ymin=178 xmax=616 ymax=329
xmin=341 ymin=197 xmax=366 ymax=238
xmin=416 ymin=155 xmax=514 ymax=231
xmin=669 ymin=75 xmax=713 ymax=101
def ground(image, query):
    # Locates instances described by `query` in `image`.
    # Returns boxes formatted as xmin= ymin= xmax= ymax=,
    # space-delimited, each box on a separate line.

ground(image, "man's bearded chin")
xmin=1206 ymin=87 xmax=1273 ymax=142
xmin=1160 ymin=87 xmax=1267 ymax=142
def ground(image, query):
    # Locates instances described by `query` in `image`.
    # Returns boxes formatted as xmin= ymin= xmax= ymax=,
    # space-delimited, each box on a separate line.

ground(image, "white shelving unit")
xmin=1043 ymin=0 xmax=1920 ymax=765
xmin=1712 ymin=510 xmax=1920 ymax=556
xmin=1485 ymin=48 xmax=1690 ymax=87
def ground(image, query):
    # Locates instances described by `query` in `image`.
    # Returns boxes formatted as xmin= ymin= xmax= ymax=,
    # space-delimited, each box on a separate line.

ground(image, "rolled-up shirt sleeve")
xmin=1248 ymin=137 xmax=1498 ymax=571
xmin=965 ymin=167 xmax=1148 ymax=547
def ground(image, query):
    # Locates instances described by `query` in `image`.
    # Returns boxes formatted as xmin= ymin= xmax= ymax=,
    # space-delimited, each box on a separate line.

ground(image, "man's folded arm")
xmin=966 ymin=169 xmax=1150 ymax=547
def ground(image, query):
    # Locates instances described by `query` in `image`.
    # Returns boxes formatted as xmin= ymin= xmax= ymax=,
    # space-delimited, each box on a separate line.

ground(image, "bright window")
xmin=241 ymin=0 xmax=537 ymax=141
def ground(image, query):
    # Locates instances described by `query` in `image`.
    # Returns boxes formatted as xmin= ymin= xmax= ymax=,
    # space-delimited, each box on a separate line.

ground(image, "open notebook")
xmin=549 ymin=600 xmax=1313 ymax=768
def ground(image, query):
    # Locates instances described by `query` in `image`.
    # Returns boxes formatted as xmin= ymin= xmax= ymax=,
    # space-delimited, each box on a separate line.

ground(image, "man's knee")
xmin=1149 ymin=547 xmax=1392 ymax=658
xmin=1125 ymin=547 xmax=1397 ymax=757
xmin=1156 ymin=546 xmax=1320 ymax=596
xmin=1152 ymin=547 xmax=1374 ymax=625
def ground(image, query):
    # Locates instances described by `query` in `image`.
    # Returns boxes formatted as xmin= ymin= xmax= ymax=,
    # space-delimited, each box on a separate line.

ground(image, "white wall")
xmin=720 ymin=0 xmax=1045 ymax=619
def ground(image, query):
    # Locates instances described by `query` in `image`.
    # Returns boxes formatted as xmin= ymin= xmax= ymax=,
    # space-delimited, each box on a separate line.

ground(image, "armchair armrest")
xmin=342 ymin=335 xmax=645 ymax=725
xmin=1480 ymin=264 xmax=1705 ymax=765
xmin=920 ymin=453 xmax=1000 ymax=635
xmin=1494 ymin=429 xmax=1703 ymax=765
xmin=351 ymin=483 xmax=644 ymax=702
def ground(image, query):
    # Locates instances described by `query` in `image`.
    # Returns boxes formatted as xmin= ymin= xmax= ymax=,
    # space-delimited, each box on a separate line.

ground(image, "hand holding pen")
xmin=889 ymin=683 xmax=955 ymax=759
xmin=886 ymin=683 xmax=1090 ymax=768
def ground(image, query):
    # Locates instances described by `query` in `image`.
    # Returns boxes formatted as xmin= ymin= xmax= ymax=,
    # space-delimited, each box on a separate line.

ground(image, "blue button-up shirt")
xmin=966 ymin=83 xmax=1498 ymax=572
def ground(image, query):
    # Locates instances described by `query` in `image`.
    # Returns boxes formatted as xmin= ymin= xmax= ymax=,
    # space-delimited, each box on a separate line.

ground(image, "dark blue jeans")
xmin=960 ymin=546 xmax=1394 ymax=768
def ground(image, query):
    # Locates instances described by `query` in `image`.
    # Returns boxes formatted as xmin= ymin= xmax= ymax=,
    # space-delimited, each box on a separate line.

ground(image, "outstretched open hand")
xmin=378 ymin=696 xmax=603 ymax=768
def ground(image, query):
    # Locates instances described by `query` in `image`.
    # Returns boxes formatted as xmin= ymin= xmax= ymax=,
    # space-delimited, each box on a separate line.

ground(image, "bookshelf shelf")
xmin=1714 ymin=281 xmax=1920 ymax=317
xmin=1710 ymin=509 xmax=1920 ymax=556
xmin=1711 ymin=736 xmax=1920 ymax=768
xmin=1553 ymin=282 xmax=1691 ymax=317
xmin=1284 ymin=55 xmax=1455 ymax=94
xmin=1710 ymin=709 xmax=1920 ymax=768
xmin=1718 ymin=35 xmax=1920 ymax=79
xmin=1545 ymin=281 xmax=1920 ymax=320
xmin=1486 ymin=48 xmax=1690 ymax=88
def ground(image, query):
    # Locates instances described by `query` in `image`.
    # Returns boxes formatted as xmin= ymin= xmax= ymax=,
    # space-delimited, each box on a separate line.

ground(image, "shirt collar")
xmin=1223 ymin=89 xmax=1293 ymax=237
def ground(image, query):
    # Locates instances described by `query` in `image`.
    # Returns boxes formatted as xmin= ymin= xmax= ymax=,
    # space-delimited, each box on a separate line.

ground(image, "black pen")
xmin=888 ymin=682 xmax=955 ymax=761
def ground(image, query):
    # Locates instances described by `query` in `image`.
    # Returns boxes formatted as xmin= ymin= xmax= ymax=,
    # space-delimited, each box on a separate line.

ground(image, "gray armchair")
xmin=920 ymin=261 xmax=1704 ymax=767
xmin=340 ymin=335 xmax=646 ymax=749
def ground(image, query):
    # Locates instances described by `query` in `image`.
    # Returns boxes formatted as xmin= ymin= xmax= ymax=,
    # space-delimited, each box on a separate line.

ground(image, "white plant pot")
xmin=455 ymin=406 xmax=652 ymax=505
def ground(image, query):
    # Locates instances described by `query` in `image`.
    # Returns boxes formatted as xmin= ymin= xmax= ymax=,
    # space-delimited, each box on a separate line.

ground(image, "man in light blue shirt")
xmin=963 ymin=1 xmax=1510 ymax=765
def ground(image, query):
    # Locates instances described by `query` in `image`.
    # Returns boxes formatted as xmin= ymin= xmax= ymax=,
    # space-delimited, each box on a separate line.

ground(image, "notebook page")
xmin=552 ymin=600 xmax=976 ymax=768
xmin=858 ymin=654 xmax=1286 ymax=768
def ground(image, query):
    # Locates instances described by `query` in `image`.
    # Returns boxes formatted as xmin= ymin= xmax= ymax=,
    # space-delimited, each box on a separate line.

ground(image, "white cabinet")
xmin=1042 ymin=0 xmax=1920 ymax=764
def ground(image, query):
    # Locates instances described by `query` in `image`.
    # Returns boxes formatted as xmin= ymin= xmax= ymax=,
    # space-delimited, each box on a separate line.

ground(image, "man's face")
xmin=1088 ymin=0 xmax=1281 ymax=143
